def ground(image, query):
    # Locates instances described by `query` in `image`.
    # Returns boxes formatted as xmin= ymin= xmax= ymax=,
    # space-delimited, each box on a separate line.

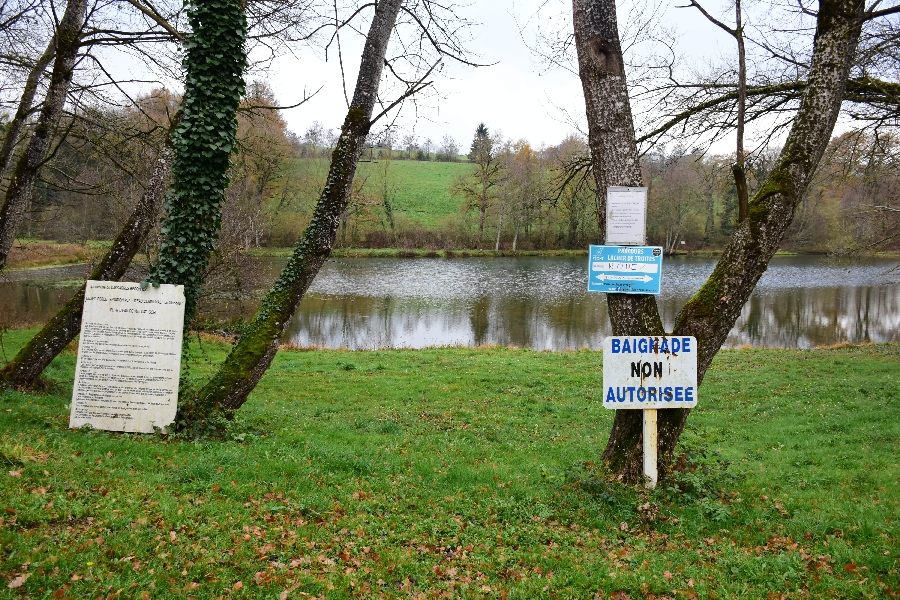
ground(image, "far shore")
xmin=6 ymin=239 xmax=898 ymax=272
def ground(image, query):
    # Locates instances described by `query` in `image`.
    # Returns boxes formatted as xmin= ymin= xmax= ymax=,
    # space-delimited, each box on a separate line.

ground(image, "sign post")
xmin=643 ymin=408 xmax=657 ymax=486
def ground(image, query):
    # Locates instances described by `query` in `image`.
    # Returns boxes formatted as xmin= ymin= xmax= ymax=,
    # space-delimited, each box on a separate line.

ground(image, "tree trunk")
xmin=144 ymin=0 xmax=246 ymax=322
xmin=573 ymin=0 xmax=865 ymax=481
xmin=0 ymin=0 xmax=86 ymax=271
xmin=0 ymin=37 xmax=57 ymax=177
xmin=572 ymin=0 xmax=665 ymax=480
xmin=177 ymin=0 xmax=404 ymax=424
xmin=667 ymin=0 xmax=866 ymax=456
xmin=0 ymin=146 xmax=173 ymax=387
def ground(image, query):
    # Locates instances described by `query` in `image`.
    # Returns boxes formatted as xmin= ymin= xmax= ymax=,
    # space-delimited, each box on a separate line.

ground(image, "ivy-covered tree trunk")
xmin=178 ymin=0 xmax=404 ymax=424
xmin=0 ymin=147 xmax=172 ymax=387
xmin=573 ymin=0 xmax=865 ymax=481
xmin=0 ymin=36 xmax=57 ymax=177
xmin=0 ymin=0 xmax=86 ymax=271
xmin=145 ymin=0 xmax=246 ymax=321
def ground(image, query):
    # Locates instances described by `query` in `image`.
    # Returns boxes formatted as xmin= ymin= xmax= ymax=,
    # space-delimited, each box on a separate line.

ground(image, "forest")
xmin=15 ymin=93 xmax=900 ymax=260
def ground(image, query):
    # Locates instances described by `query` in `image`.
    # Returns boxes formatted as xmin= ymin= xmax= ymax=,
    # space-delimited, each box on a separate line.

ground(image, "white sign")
xmin=70 ymin=281 xmax=185 ymax=433
xmin=605 ymin=186 xmax=648 ymax=245
xmin=602 ymin=336 xmax=698 ymax=409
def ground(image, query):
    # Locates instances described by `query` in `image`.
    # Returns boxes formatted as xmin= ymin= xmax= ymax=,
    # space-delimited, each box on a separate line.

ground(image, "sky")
xmin=261 ymin=0 xmax=742 ymax=151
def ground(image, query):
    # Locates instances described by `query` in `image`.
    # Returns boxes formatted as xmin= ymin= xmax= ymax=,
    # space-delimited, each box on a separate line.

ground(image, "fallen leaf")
xmin=8 ymin=470 xmax=21 ymax=478
xmin=664 ymin=571 xmax=673 ymax=580
xmin=7 ymin=573 xmax=30 ymax=589
xmin=233 ymin=581 xmax=243 ymax=591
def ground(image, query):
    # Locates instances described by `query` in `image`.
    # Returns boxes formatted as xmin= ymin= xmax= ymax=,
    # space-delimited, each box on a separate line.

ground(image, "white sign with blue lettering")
xmin=588 ymin=245 xmax=663 ymax=295
xmin=602 ymin=336 xmax=698 ymax=410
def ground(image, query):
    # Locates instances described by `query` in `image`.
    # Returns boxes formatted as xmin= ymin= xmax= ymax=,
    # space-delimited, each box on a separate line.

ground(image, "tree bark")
xmin=573 ymin=0 xmax=865 ymax=481
xmin=0 ymin=146 xmax=172 ymax=387
xmin=0 ymin=37 xmax=57 ymax=178
xmin=177 ymin=0 xmax=404 ymax=424
xmin=573 ymin=0 xmax=665 ymax=481
xmin=667 ymin=0 xmax=866 ymax=453
xmin=0 ymin=0 xmax=86 ymax=271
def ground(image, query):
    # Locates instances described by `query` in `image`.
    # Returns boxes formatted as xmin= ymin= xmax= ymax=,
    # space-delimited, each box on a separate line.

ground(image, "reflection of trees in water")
xmin=0 ymin=285 xmax=74 ymax=328
xmin=728 ymin=286 xmax=899 ymax=348
xmin=4 ymin=256 xmax=899 ymax=350
xmin=281 ymin=285 xmax=899 ymax=350
xmin=470 ymin=296 xmax=490 ymax=347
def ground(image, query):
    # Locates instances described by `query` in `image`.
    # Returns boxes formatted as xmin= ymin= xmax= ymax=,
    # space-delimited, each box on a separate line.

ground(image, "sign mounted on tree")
xmin=605 ymin=186 xmax=648 ymax=245
xmin=588 ymin=245 xmax=663 ymax=295
xmin=602 ymin=336 xmax=698 ymax=409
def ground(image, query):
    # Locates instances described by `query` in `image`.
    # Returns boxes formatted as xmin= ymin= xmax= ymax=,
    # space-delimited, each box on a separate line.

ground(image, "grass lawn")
xmin=1 ymin=331 xmax=898 ymax=598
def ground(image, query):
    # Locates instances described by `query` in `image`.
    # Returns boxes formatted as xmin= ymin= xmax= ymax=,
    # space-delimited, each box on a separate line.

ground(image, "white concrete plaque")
xmin=602 ymin=336 xmax=698 ymax=409
xmin=70 ymin=281 xmax=184 ymax=433
xmin=605 ymin=186 xmax=648 ymax=245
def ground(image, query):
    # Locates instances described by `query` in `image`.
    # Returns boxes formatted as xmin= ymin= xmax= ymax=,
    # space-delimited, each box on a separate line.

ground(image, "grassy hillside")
xmin=357 ymin=159 xmax=472 ymax=227
xmin=284 ymin=158 xmax=472 ymax=228
xmin=1 ymin=332 xmax=898 ymax=598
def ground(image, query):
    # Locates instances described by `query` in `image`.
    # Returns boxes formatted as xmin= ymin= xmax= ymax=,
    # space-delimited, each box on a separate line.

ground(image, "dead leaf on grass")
xmin=7 ymin=573 xmax=30 ymax=589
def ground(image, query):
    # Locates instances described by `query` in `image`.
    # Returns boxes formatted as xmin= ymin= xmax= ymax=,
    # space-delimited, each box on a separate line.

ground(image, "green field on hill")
xmin=288 ymin=158 xmax=472 ymax=228
xmin=1 ymin=331 xmax=898 ymax=598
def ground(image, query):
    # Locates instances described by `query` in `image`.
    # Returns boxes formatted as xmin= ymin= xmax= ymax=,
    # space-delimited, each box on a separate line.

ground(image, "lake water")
xmin=2 ymin=255 xmax=898 ymax=350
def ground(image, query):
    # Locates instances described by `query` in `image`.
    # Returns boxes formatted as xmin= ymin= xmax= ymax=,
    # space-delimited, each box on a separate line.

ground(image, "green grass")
xmin=286 ymin=158 xmax=472 ymax=228
xmin=1 ymin=330 xmax=898 ymax=598
xmin=355 ymin=160 xmax=471 ymax=226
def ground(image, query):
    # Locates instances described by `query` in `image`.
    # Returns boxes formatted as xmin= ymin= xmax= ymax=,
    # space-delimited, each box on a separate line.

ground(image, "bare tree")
xmin=454 ymin=123 xmax=504 ymax=247
xmin=573 ymin=0 xmax=868 ymax=480
xmin=0 ymin=144 xmax=173 ymax=387
xmin=0 ymin=0 xmax=87 ymax=271
xmin=177 ymin=0 xmax=466 ymax=423
xmin=682 ymin=0 xmax=750 ymax=224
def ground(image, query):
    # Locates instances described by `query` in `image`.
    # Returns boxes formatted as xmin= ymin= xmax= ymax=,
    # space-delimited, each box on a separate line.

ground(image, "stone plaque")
xmin=70 ymin=281 xmax=184 ymax=433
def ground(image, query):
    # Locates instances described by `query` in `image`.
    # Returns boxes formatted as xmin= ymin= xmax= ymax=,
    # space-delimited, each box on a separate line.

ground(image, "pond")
xmin=2 ymin=255 xmax=898 ymax=350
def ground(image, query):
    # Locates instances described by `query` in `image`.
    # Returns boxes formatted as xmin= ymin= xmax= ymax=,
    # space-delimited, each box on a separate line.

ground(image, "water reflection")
xmin=278 ymin=256 xmax=899 ymax=350
xmin=2 ymin=256 xmax=898 ymax=350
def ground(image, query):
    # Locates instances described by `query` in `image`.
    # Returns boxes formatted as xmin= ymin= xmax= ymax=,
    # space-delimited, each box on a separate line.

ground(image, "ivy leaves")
xmin=147 ymin=0 xmax=247 ymax=320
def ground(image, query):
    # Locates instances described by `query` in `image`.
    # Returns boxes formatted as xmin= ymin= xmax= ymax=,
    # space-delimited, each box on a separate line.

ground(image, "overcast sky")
xmin=262 ymin=0 xmax=740 ymax=151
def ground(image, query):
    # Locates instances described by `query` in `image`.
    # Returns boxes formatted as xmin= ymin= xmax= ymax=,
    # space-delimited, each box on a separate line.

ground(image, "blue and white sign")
xmin=602 ymin=336 xmax=698 ymax=410
xmin=588 ymin=245 xmax=663 ymax=295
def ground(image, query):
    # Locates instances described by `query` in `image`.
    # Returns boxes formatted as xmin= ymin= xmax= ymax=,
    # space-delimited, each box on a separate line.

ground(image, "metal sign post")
xmin=643 ymin=409 xmax=658 ymax=486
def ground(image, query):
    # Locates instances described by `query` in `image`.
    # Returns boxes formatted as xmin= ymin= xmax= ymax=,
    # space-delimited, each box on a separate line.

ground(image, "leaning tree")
xmin=572 ymin=0 xmax=875 ymax=480
xmin=174 ymin=0 xmax=479 ymax=425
